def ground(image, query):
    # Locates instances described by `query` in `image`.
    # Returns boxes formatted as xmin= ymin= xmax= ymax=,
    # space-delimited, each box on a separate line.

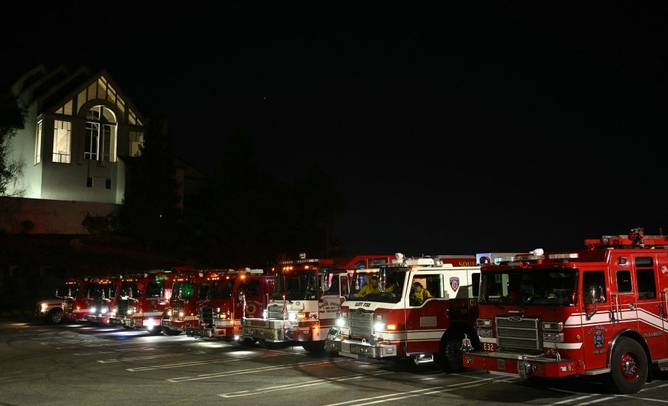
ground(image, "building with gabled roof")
xmin=6 ymin=65 xmax=144 ymax=204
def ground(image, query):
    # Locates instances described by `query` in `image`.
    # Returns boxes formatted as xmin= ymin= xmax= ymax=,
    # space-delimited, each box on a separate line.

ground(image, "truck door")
xmin=581 ymin=269 xmax=612 ymax=371
xmin=633 ymin=255 xmax=666 ymax=360
xmin=404 ymin=273 xmax=448 ymax=355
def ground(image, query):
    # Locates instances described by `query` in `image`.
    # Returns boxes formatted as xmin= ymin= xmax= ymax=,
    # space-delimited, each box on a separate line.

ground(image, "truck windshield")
xmin=173 ymin=282 xmax=195 ymax=300
xmin=347 ymin=270 xmax=378 ymax=299
xmin=348 ymin=267 xmax=407 ymax=303
xmin=119 ymin=283 xmax=139 ymax=298
xmin=57 ymin=284 xmax=78 ymax=298
xmin=273 ymin=271 xmax=319 ymax=300
xmin=479 ymin=268 xmax=578 ymax=306
xmin=209 ymin=279 xmax=234 ymax=299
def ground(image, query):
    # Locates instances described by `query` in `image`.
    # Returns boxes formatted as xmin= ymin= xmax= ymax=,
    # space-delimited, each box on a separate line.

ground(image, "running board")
xmin=584 ymin=368 xmax=610 ymax=375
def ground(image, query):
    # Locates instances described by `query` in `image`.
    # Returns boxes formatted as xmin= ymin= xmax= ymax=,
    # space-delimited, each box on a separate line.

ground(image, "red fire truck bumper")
xmin=463 ymin=351 xmax=578 ymax=378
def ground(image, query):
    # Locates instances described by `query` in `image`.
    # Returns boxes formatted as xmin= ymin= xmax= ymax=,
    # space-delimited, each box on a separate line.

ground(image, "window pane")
xmin=583 ymin=271 xmax=607 ymax=304
xmin=636 ymin=268 xmax=657 ymax=300
xmin=616 ymin=270 xmax=633 ymax=293
xmin=84 ymin=122 xmax=99 ymax=160
xmin=129 ymin=131 xmax=144 ymax=157
xmin=472 ymin=273 xmax=480 ymax=298
xmin=636 ymin=257 xmax=653 ymax=267
xmin=410 ymin=274 xmax=441 ymax=306
xmin=101 ymin=107 xmax=116 ymax=124
xmin=52 ymin=120 xmax=71 ymax=163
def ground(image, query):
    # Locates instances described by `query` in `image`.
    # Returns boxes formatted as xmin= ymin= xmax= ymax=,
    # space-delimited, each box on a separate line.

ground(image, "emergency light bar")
xmin=548 ymin=253 xmax=579 ymax=260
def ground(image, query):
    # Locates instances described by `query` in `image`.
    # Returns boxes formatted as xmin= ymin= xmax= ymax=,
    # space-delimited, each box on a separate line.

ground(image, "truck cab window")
xmin=636 ymin=268 xmax=657 ymax=300
xmin=583 ymin=271 xmax=606 ymax=304
xmin=409 ymin=274 xmax=442 ymax=306
xmin=616 ymin=270 xmax=633 ymax=293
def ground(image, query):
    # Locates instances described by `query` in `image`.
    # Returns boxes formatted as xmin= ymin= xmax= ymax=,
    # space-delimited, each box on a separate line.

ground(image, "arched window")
xmin=85 ymin=105 xmax=117 ymax=162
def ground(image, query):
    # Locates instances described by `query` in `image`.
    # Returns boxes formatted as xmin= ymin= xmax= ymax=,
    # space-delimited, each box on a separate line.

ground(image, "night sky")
xmin=2 ymin=3 xmax=667 ymax=255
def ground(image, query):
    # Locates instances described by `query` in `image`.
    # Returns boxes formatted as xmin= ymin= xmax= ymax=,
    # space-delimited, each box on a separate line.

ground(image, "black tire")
xmin=147 ymin=326 xmax=162 ymax=336
xmin=441 ymin=336 xmax=465 ymax=373
xmin=163 ymin=327 xmax=181 ymax=336
xmin=609 ymin=337 xmax=648 ymax=394
xmin=302 ymin=341 xmax=325 ymax=354
xmin=48 ymin=308 xmax=64 ymax=324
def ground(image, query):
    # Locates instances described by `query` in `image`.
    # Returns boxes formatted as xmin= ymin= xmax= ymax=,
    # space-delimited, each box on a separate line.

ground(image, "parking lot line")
xmin=167 ymin=360 xmax=332 ymax=383
xmin=219 ymin=371 xmax=393 ymax=398
xmin=321 ymin=376 xmax=516 ymax=406
xmin=127 ymin=358 xmax=242 ymax=372
xmin=97 ymin=353 xmax=177 ymax=363
xmin=617 ymin=395 xmax=668 ymax=404
xmin=574 ymin=397 xmax=615 ymax=406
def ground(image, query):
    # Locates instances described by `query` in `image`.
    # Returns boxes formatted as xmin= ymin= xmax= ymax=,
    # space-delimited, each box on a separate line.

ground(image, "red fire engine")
xmin=85 ymin=276 xmax=121 ymax=325
xmin=36 ymin=278 xmax=88 ymax=324
xmin=110 ymin=270 xmax=175 ymax=334
xmin=191 ymin=268 xmax=274 ymax=339
xmin=463 ymin=229 xmax=668 ymax=394
xmin=242 ymin=255 xmax=393 ymax=353
xmin=325 ymin=254 xmax=480 ymax=370
xmin=161 ymin=267 xmax=205 ymax=335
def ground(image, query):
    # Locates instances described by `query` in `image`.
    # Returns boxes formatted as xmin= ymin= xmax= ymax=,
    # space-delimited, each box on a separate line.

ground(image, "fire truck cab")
xmin=463 ymin=229 xmax=668 ymax=394
xmin=161 ymin=267 xmax=204 ymax=335
xmin=85 ymin=277 xmax=121 ymax=324
xmin=326 ymin=254 xmax=480 ymax=370
xmin=110 ymin=270 xmax=175 ymax=334
xmin=36 ymin=278 xmax=85 ymax=324
xmin=242 ymin=255 xmax=392 ymax=353
xmin=192 ymin=268 xmax=274 ymax=339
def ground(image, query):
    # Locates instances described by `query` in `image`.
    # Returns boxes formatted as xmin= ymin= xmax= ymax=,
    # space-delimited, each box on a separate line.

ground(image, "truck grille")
xmin=117 ymin=300 xmax=128 ymax=315
xmin=268 ymin=304 xmax=284 ymax=320
xmin=349 ymin=311 xmax=373 ymax=339
xmin=200 ymin=307 xmax=213 ymax=325
xmin=495 ymin=316 xmax=541 ymax=353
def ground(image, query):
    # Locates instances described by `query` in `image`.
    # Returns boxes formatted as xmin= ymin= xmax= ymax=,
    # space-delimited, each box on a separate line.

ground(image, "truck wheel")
xmin=609 ymin=337 xmax=648 ymax=394
xmin=441 ymin=336 xmax=464 ymax=372
xmin=302 ymin=341 xmax=325 ymax=354
xmin=163 ymin=328 xmax=181 ymax=336
xmin=148 ymin=326 xmax=162 ymax=336
xmin=48 ymin=308 xmax=64 ymax=324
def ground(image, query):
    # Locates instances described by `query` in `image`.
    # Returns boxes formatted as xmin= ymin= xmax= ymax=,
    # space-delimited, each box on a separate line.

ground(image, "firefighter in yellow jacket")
xmin=358 ymin=276 xmax=380 ymax=296
xmin=411 ymin=281 xmax=432 ymax=305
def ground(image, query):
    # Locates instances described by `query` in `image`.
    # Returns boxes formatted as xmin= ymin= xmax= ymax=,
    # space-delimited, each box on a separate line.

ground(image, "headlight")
xmin=288 ymin=311 xmax=298 ymax=322
xmin=167 ymin=310 xmax=173 ymax=317
xmin=477 ymin=328 xmax=493 ymax=338
xmin=542 ymin=321 xmax=563 ymax=332
xmin=100 ymin=306 xmax=108 ymax=314
xmin=373 ymin=321 xmax=386 ymax=333
xmin=476 ymin=318 xmax=493 ymax=328
xmin=145 ymin=318 xmax=156 ymax=330
xmin=40 ymin=303 xmax=48 ymax=313
xmin=89 ymin=307 xmax=97 ymax=314
xmin=335 ymin=318 xmax=346 ymax=328
xmin=543 ymin=332 xmax=564 ymax=343
xmin=178 ymin=311 xmax=184 ymax=318
xmin=112 ymin=307 xmax=118 ymax=315
xmin=262 ymin=309 xmax=268 ymax=319
xmin=127 ymin=308 xmax=135 ymax=315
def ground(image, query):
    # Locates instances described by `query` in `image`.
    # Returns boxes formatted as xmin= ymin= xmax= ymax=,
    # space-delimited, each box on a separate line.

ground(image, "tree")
xmin=117 ymin=117 xmax=180 ymax=251
xmin=0 ymin=92 xmax=24 ymax=195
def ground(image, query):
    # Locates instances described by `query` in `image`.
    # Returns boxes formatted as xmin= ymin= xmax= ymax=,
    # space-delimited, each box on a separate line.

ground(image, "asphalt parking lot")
xmin=1 ymin=321 xmax=667 ymax=406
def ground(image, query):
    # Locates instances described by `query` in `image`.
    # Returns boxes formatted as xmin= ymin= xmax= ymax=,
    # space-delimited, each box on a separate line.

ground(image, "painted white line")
xmin=167 ymin=360 xmax=332 ymax=383
xmin=618 ymin=395 xmax=668 ymax=404
xmin=97 ymin=353 xmax=175 ymax=364
xmin=575 ymin=397 xmax=614 ymax=406
xmin=322 ymin=387 xmax=443 ymax=406
xmin=641 ymin=383 xmax=668 ymax=393
xmin=219 ymin=371 xmax=392 ymax=398
xmin=549 ymin=395 xmax=599 ymax=405
xmin=127 ymin=358 xmax=241 ymax=372
xmin=322 ymin=376 xmax=514 ymax=406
